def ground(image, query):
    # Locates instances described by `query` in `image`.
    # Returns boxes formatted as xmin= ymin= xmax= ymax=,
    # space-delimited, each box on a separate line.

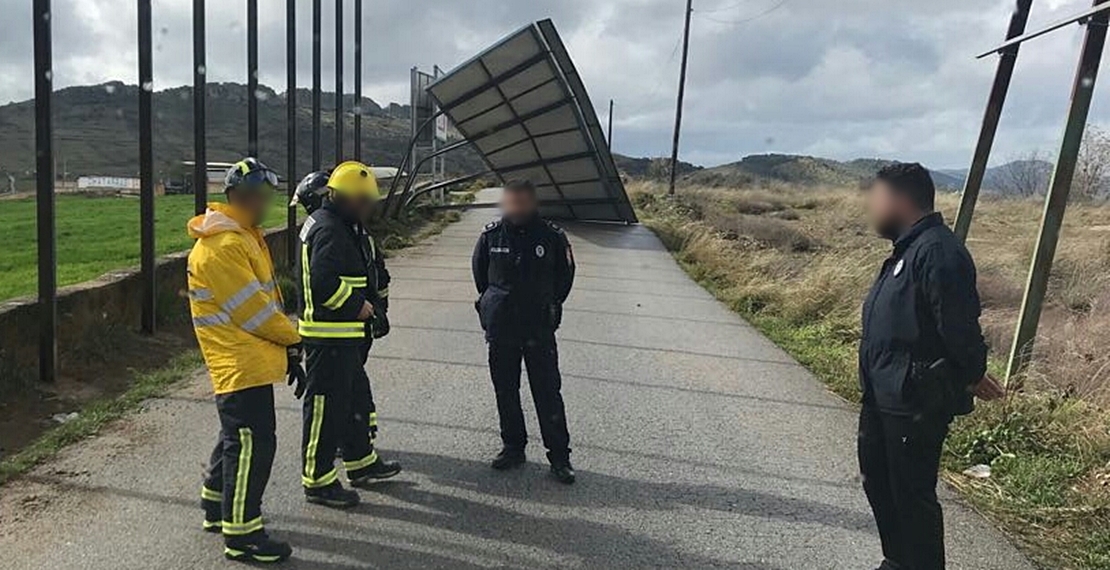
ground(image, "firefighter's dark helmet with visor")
xmin=290 ymin=170 xmax=331 ymax=214
xmin=223 ymin=157 xmax=279 ymax=193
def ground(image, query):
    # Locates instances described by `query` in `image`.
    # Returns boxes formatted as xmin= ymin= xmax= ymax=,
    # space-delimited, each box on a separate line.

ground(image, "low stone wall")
xmin=0 ymin=227 xmax=295 ymax=387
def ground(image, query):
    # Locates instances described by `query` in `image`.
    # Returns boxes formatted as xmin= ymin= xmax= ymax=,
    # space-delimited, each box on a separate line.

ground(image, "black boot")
xmin=224 ymin=532 xmax=293 ymax=564
xmin=349 ymin=457 xmax=403 ymax=488
xmin=550 ymin=460 xmax=575 ymax=485
xmin=491 ymin=447 xmax=526 ymax=470
xmin=304 ymin=482 xmax=360 ymax=509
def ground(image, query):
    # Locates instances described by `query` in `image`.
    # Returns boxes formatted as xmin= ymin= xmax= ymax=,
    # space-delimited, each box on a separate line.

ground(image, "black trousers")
xmin=202 ymin=384 xmax=277 ymax=538
xmin=488 ymin=334 xmax=571 ymax=463
xmin=301 ymin=344 xmax=377 ymax=489
xmin=858 ymin=405 xmax=950 ymax=570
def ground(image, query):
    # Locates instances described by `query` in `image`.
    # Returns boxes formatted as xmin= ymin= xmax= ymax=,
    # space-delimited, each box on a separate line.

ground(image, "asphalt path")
xmin=0 ymin=206 xmax=1034 ymax=569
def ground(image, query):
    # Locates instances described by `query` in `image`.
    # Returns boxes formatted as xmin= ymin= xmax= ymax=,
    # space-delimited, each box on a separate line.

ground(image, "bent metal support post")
xmin=963 ymin=0 xmax=1110 ymax=381
xmin=138 ymin=0 xmax=156 ymax=334
xmin=33 ymin=0 xmax=56 ymax=382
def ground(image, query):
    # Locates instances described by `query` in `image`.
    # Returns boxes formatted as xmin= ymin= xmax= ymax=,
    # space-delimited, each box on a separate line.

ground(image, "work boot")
xmin=349 ymin=457 xmax=402 ymax=488
xmin=550 ymin=460 xmax=576 ymax=485
xmin=224 ymin=532 xmax=293 ymax=564
xmin=490 ymin=447 xmax=526 ymax=470
xmin=304 ymin=482 xmax=360 ymax=509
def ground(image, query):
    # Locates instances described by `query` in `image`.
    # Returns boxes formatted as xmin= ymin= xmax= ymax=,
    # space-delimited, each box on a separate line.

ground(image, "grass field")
xmin=0 ymin=194 xmax=294 ymax=301
xmin=631 ymin=181 xmax=1110 ymax=569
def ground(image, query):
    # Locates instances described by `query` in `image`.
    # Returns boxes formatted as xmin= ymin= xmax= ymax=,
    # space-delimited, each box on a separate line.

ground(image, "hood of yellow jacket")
xmin=187 ymin=202 xmax=256 ymax=239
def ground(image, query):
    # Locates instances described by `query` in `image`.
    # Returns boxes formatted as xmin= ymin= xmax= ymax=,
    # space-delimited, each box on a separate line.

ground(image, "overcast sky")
xmin=0 ymin=0 xmax=1106 ymax=167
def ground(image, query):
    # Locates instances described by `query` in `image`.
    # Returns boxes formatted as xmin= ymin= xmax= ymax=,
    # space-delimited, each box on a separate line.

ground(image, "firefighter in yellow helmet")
xmin=297 ymin=161 xmax=401 ymax=508
xmin=188 ymin=157 xmax=304 ymax=563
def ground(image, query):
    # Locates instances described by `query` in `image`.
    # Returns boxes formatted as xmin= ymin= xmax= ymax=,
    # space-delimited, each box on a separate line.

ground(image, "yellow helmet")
xmin=327 ymin=161 xmax=380 ymax=200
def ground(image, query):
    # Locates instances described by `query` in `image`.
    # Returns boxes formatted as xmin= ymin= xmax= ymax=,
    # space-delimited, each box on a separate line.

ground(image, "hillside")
xmin=612 ymin=153 xmax=702 ymax=180
xmin=0 ymin=81 xmax=482 ymax=183
xmin=680 ymin=154 xmax=966 ymax=190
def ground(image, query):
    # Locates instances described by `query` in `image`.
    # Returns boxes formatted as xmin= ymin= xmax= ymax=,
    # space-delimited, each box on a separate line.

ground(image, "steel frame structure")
xmin=958 ymin=0 xmax=1110 ymax=381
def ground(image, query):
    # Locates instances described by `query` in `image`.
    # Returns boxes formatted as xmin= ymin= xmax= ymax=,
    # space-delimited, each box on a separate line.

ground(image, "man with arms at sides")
xmin=188 ymin=158 xmax=305 ymax=563
xmin=858 ymin=163 xmax=1005 ymax=570
xmin=472 ymin=180 xmax=577 ymax=484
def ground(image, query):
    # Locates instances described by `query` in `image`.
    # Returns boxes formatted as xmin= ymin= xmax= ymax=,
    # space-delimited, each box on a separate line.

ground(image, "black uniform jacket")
xmin=859 ymin=213 xmax=988 ymax=417
xmin=471 ymin=215 xmax=575 ymax=341
xmin=297 ymin=201 xmax=387 ymax=345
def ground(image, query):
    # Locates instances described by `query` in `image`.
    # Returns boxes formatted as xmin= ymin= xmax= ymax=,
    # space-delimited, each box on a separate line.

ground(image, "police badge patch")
xmin=535 ymin=245 xmax=546 ymax=258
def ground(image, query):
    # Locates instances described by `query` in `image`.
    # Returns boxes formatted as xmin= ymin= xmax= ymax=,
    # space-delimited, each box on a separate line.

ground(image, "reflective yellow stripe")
xmin=322 ymin=281 xmax=353 ymax=310
xmin=298 ymin=321 xmax=365 ymax=339
xmin=303 ymin=395 xmax=330 ymax=487
xmin=377 ymin=287 xmax=389 ymax=298
xmin=368 ymin=412 xmax=377 ymax=428
xmin=201 ymin=486 xmax=222 ymax=502
xmin=301 ymin=243 xmax=314 ymax=322
xmin=301 ymin=469 xmax=338 ymax=488
xmin=221 ymin=517 xmax=264 ymax=536
xmin=343 ymin=451 xmax=378 ymax=472
xmin=340 ymin=276 xmax=368 ymax=288
xmin=232 ymin=427 xmax=253 ymax=524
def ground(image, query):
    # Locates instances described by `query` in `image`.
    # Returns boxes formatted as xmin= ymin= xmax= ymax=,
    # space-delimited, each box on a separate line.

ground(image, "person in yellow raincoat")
xmin=188 ymin=157 xmax=305 ymax=564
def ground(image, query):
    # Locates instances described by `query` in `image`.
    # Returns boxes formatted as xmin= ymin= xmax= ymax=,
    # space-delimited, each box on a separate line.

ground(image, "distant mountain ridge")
xmin=673 ymin=154 xmax=967 ymax=190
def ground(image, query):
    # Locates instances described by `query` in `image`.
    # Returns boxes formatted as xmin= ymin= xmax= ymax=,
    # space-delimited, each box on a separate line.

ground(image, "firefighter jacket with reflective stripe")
xmin=187 ymin=203 xmax=300 ymax=395
xmin=297 ymin=202 xmax=381 ymax=344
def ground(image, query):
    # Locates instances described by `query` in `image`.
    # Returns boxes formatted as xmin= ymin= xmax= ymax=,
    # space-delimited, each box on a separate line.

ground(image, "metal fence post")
xmin=193 ymin=0 xmax=207 ymax=215
xmin=353 ymin=0 xmax=362 ymax=162
xmin=334 ymin=0 xmax=343 ymax=163
xmin=953 ymin=0 xmax=1033 ymax=241
xmin=1006 ymin=3 xmax=1109 ymax=381
xmin=33 ymin=0 xmax=56 ymax=383
xmin=247 ymin=0 xmax=259 ymax=157
xmin=312 ymin=0 xmax=322 ymax=171
xmin=138 ymin=0 xmax=156 ymax=334
xmin=286 ymin=0 xmax=297 ymax=268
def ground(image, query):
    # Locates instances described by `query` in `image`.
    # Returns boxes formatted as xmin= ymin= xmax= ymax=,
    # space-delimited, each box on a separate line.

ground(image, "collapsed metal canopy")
xmin=427 ymin=19 xmax=637 ymax=223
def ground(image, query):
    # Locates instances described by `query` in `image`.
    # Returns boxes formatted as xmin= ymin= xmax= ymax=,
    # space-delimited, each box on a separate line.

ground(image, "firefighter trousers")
xmin=201 ymin=384 xmax=278 ymax=538
xmin=488 ymin=334 xmax=571 ymax=463
xmin=301 ymin=344 xmax=377 ymax=489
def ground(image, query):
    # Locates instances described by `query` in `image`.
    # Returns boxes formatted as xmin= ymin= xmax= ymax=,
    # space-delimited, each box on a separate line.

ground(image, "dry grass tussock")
xmin=631 ymin=180 xmax=1110 ymax=569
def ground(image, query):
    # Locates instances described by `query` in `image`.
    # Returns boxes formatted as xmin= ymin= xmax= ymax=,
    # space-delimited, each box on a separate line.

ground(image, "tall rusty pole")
xmin=138 ymin=0 xmax=156 ymax=334
xmin=312 ymin=0 xmax=322 ymax=170
xmin=668 ymin=0 xmax=693 ymax=196
xmin=193 ymin=0 xmax=207 ymax=215
xmin=33 ymin=0 xmax=56 ymax=382
xmin=353 ymin=0 xmax=362 ymax=161
xmin=953 ymin=0 xmax=1033 ymax=241
xmin=286 ymin=0 xmax=297 ymax=267
xmin=1007 ymin=2 xmax=1109 ymax=381
xmin=334 ymin=0 xmax=344 ymax=163
xmin=247 ymin=0 xmax=259 ymax=156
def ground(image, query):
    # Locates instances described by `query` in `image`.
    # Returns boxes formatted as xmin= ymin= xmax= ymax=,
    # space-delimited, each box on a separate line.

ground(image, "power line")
xmin=695 ymin=0 xmax=788 ymax=25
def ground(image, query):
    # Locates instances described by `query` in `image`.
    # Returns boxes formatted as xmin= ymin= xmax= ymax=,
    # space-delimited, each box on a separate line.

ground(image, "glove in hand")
xmin=286 ymin=343 xmax=307 ymax=399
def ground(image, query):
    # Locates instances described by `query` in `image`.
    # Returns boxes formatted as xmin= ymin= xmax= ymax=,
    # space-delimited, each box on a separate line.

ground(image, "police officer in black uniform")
xmin=858 ymin=163 xmax=1003 ymax=570
xmin=471 ymin=179 xmax=577 ymax=484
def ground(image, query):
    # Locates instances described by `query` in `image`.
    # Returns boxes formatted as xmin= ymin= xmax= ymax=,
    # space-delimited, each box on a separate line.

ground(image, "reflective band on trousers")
xmin=343 ymin=451 xmax=378 ymax=472
xmin=221 ymin=517 xmax=263 ymax=536
xmin=242 ymin=301 xmax=282 ymax=333
xmin=302 ymin=395 xmax=338 ymax=489
xmin=232 ymin=427 xmax=253 ymax=527
xmin=193 ymin=312 xmax=231 ymax=328
xmin=298 ymin=321 xmax=365 ymax=339
xmin=202 ymin=486 xmax=222 ymax=502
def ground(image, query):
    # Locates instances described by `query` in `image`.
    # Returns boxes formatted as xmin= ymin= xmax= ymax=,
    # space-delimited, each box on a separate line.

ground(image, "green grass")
xmin=0 ymin=194 xmax=294 ymax=301
xmin=0 ymin=350 xmax=202 ymax=485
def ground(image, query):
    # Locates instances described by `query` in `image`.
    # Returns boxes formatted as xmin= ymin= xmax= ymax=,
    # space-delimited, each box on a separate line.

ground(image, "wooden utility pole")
xmin=668 ymin=0 xmax=693 ymax=196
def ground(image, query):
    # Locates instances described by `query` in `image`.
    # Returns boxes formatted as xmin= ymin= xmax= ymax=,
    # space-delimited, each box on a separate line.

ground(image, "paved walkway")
xmin=0 ymin=207 xmax=1033 ymax=569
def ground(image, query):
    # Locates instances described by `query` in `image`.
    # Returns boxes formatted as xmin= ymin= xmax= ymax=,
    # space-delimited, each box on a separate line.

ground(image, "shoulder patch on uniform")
xmin=299 ymin=215 xmax=317 ymax=241
xmin=483 ymin=218 xmax=502 ymax=233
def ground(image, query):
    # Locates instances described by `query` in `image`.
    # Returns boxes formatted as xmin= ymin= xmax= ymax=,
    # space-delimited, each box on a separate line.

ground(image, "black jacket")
xmin=297 ymin=201 xmax=387 ymax=345
xmin=471 ymin=215 xmax=575 ymax=341
xmin=859 ymin=213 xmax=988 ymax=416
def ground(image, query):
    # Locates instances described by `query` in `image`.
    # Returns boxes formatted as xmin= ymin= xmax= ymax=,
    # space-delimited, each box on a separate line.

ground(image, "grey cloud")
xmin=0 ymin=0 xmax=1106 ymax=168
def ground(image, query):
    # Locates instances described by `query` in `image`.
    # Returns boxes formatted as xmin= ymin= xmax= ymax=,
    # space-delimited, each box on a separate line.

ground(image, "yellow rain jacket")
xmin=187 ymin=203 xmax=300 ymax=394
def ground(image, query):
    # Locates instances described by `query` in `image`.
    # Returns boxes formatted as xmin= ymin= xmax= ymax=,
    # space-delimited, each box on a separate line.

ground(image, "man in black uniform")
xmin=297 ymin=161 xmax=400 ymax=509
xmin=858 ymin=163 xmax=1003 ymax=570
xmin=472 ymin=180 xmax=577 ymax=484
